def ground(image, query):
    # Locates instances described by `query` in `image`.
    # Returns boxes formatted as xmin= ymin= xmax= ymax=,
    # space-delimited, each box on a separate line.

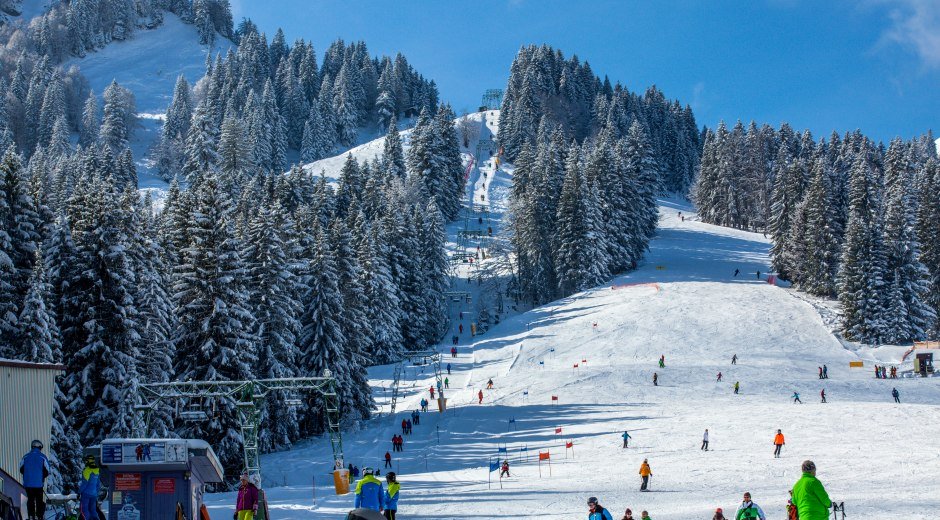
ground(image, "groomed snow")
xmin=202 ymin=112 xmax=940 ymax=519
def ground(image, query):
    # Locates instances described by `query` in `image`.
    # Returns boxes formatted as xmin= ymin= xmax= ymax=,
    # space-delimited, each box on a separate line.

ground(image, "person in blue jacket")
xmin=587 ymin=496 xmax=614 ymax=520
xmin=79 ymin=455 xmax=101 ymax=520
xmin=383 ymin=472 xmax=400 ymax=519
xmin=20 ymin=440 xmax=50 ymax=520
xmin=354 ymin=467 xmax=384 ymax=512
xmin=622 ymin=431 xmax=631 ymax=448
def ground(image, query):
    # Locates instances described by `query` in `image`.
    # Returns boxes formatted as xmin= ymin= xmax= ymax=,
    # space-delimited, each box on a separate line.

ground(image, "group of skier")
xmin=586 ymin=459 xmax=832 ymax=520
xmin=19 ymin=440 xmax=102 ymax=520
xmin=353 ymin=467 xmax=400 ymax=519
xmin=874 ymin=365 xmax=897 ymax=379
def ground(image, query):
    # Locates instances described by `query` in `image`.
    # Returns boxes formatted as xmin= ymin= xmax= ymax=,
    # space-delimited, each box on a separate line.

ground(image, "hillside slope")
xmin=200 ymin=110 xmax=940 ymax=519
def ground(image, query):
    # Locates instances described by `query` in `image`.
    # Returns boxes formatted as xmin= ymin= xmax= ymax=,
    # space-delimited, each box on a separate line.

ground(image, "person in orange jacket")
xmin=638 ymin=459 xmax=652 ymax=491
xmin=773 ymin=430 xmax=785 ymax=458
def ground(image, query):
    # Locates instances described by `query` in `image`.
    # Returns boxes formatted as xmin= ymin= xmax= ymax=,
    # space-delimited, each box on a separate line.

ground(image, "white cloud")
xmin=880 ymin=0 xmax=940 ymax=68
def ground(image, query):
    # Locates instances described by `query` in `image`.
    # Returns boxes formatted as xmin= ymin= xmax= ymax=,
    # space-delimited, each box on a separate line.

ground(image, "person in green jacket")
xmin=791 ymin=460 xmax=832 ymax=520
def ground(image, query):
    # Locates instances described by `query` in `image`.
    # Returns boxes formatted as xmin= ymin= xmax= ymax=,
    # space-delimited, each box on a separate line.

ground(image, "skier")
xmin=384 ymin=451 xmax=392 ymax=468
xmin=622 ymin=508 xmax=635 ymax=520
xmin=892 ymin=387 xmax=900 ymax=403
xmin=734 ymin=269 xmax=739 ymax=277
xmin=622 ymin=431 xmax=631 ymax=448
xmin=822 ymin=365 xmax=828 ymax=379
xmin=384 ymin=472 xmax=400 ymax=520
xmin=792 ymin=392 xmax=802 ymax=404
xmin=820 ymin=389 xmax=826 ymax=403
xmin=786 ymin=491 xmax=798 ymax=520
xmin=444 ymin=377 xmax=450 ymax=389
xmin=79 ymin=455 xmax=101 ymax=520
xmin=640 ymin=513 xmax=652 ymax=520
xmin=413 ymin=409 xmax=420 ymax=426
xmin=773 ymin=430 xmax=785 ymax=458
xmin=447 ymin=363 xmax=452 ymax=374
xmin=701 ymin=429 xmax=709 ymax=451
xmin=500 ymin=460 xmax=510 ymax=478
xmin=405 ymin=419 xmax=412 ymax=434
xmin=478 ymin=217 xmax=483 ymax=225
xmin=790 ymin=460 xmax=831 ymax=520
xmin=587 ymin=497 xmax=615 ymax=520
xmin=390 ymin=435 xmax=397 ymax=452
xmin=235 ymin=472 xmax=260 ymax=520
xmin=353 ymin=467 xmax=384 ymax=512
xmin=713 ymin=508 xmax=727 ymax=520
xmin=756 ymin=270 xmax=761 ymax=279
xmin=451 ymin=347 xmax=457 ymax=358
xmin=731 ymin=354 xmax=737 ymax=365
xmin=733 ymin=381 xmax=740 ymax=394
xmin=652 ymin=372 xmax=658 ymax=386
xmin=487 ymin=378 xmax=494 ymax=389
xmin=638 ymin=459 xmax=652 ymax=491
xmin=717 ymin=372 xmax=722 ymax=382
xmin=487 ymin=226 xmax=493 ymax=236
xmin=659 ymin=355 xmax=665 ymax=368
xmin=459 ymin=323 xmax=464 ymax=334
xmin=401 ymin=419 xmax=407 ymax=435
xmin=734 ymin=491 xmax=766 ymax=520
xmin=429 ymin=386 xmax=435 ymax=399
xmin=478 ymin=389 xmax=484 ymax=404
xmin=818 ymin=366 xmax=823 ymax=379
xmin=20 ymin=439 xmax=50 ymax=520
xmin=481 ymin=194 xmax=485 ymax=202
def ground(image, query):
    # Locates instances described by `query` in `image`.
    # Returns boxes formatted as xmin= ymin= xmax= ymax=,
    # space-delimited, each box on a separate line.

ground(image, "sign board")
xmin=114 ymin=473 xmax=141 ymax=491
xmin=849 ymin=361 xmax=864 ymax=368
xmin=153 ymin=478 xmax=176 ymax=494
xmin=101 ymin=441 xmax=188 ymax=465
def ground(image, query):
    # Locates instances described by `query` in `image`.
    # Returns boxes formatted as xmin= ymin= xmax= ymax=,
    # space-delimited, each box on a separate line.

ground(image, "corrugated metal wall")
xmin=0 ymin=365 xmax=59 ymax=486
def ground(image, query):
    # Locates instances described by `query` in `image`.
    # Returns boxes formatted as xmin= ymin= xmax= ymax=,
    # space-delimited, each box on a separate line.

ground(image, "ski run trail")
xmin=199 ymin=112 xmax=940 ymax=519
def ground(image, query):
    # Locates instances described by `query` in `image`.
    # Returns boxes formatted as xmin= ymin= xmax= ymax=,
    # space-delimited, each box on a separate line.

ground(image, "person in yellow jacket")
xmin=639 ymin=459 xmax=652 ymax=491
xmin=791 ymin=460 xmax=832 ymax=520
xmin=383 ymin=472 xmax=400 ymax=520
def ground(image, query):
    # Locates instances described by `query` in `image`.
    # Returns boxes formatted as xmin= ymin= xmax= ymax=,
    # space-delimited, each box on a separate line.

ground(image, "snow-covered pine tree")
xmin=434 ymin=104 xmax=464 ymax=221
xmin=99 ymin=80 xmax=134 ymax=151
xmin=183 ymin=99 xmax=221 ymax=185
xmin=914 ymin=159 xmax=940 ymax=336
xmin=792 ymin=156 xmax=840 ymax=296
xmin=355 ymin=214 xmax=402 ymax=364
xmin=174 ymin=173 xmax=257 ymax=471
xmin=382 ymin=115 xmax=406 ymax=179
xmin=769 ymin=145 xmax=808 ymax=281
xmin=554 ymin=143 xmax=607 ymax=295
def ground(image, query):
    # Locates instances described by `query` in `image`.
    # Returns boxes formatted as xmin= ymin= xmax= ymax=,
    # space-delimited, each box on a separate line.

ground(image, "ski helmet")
xmin=84 ymin=455 xmax=96 ymax=466
xmin=362 ymin=467 xmax=374 ymax=476
xmin=31 ymin=439 xmax=43 ymax=450
xmin=587 ymin=497 xmax=598 ymax=506
xmin=386 ymin=472 xmax=396 ymax=482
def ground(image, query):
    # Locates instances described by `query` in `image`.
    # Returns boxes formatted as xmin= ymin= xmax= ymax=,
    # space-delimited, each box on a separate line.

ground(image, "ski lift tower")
xmin=388 ymin=350 xmax=447 ymax=415
xmin=480 ymin=89 xmax=503 ymax=111
xmin=136 ymin=373 xmax=344 ymax=483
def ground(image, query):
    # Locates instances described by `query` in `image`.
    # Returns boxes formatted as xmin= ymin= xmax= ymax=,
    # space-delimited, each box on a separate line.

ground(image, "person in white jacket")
xmin=735 ymin=492 xmax=766 ymax=520
xmin=701 ymin=429 xmax=709 ymax=451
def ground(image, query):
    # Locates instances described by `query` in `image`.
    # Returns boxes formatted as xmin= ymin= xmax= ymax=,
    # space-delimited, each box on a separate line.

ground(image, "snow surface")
xmin=201 ymin=110 xmax=940 ymax=519
xmin=65 ymin=14 xmax=234 ymax=201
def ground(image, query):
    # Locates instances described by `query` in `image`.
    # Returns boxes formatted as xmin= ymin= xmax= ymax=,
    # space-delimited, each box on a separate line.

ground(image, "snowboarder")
xmin=734 ymin=269 xmax=739 ymax=277
xmin=717 ymin=372 xmax=722 ymax=382
xmin=773 ymin=430 xmax=785 ymax=458
xmin=354 ymin=467 xmax=384 ymax=512
xmin=733 ymin=381 xmax=740 ymax=394
xmin=639 ymin=459 xmax=652 ymax=491
xmin=384 ymin=472 xmax=400 ymax=520
xmin=790 ymin=460 xmax=831 ymax=520
xmin=487 ymin=378 xmax=494 ymax=389
xmin=500 ymin=460 xmax=510 ymax=477
xmin=735 ymin=492 xmax=766 ymax=520
xmin=429 ymin=386 xmax=435 ymax=399
xmin=444 ymin=377 xmax=450 ymax=389
xmin=622 ymin=431 xmax=631 ymax=448
xmin=892 ymin=387 xmax=900 ymax=403
xmin=732 ymin=354 xmax=737 ymax=365
xmin=822 ymin=365 xmax=828 ymax=379
xmin=79 ymin=455 xmax=101 ymax=520
xmin=384 ymin=452 xmax=392 ymax=468
xmin=20 ymin=439 xmax=50 ymax=520
xmin=792 ymin=392 xmax=802 ymax=404
xmin=701 ymin=429 xmax=709 ymax=451
xmin=820 ymin=389 xmax=826 ymax=403
xmin=587 ymin=497 xmax=615 ymax=520
xmin=235 ymin=472 xmax=260 ymax=520
xmin=447 ymin=363 xmax=452 ymax=374
xmin=652 ymin=372 xmax=658 ymax=386
xmin=478 ymin=389 xmax=484 ymax=404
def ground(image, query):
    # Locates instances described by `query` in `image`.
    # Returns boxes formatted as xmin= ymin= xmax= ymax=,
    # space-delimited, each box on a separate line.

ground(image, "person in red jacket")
xmin=429 ymin=386 xmax=435 ymax=399
xmin=384 ymin=451 xmax=392 ymax=468
xmin=235 ymin=472 xmax=259 ymax=520
xmin=478 ymin=390 xmax=484 ymax=404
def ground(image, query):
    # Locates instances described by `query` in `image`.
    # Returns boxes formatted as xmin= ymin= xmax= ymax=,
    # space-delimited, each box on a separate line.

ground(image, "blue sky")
xmin=232 ymin=0 xmax=940 ymax=142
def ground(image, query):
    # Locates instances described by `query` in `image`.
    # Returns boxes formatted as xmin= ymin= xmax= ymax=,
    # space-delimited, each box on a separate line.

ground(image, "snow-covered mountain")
xmin=203 ymin=114 xmax=940 ymax=519
xmin=65 ymin=13 xmax=233 ymax=196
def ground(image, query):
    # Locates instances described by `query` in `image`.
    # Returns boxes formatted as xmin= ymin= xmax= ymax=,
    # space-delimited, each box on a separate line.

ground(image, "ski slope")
xmin=203 ymin=112 xmax=940 ymax=519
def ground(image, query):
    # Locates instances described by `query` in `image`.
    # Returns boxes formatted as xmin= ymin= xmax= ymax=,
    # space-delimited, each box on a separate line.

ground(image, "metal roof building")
xmin=0 ymin=359 xmax=65 ymax=489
